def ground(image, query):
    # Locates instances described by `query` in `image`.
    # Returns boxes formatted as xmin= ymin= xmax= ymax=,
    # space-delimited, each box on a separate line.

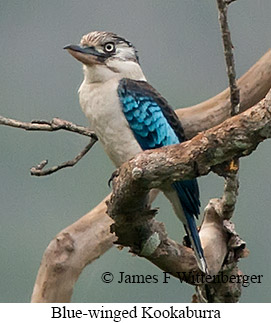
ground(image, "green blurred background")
xmin=0 ymin=0 xmax=270 ymax=302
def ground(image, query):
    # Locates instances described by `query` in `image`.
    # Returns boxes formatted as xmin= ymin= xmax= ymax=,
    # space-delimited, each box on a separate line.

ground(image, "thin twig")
xmin=216 ymin=0 xmax=240 ymax=220
xmin=0 ymin=116 xmax=98 ymax=176
xmin=0 ymin=116 xmax=97 ymax=138
xmin=217 ymin=0 xmax=240 ymax=116
xmin=30 ymin=138 xmax=97 ymax=176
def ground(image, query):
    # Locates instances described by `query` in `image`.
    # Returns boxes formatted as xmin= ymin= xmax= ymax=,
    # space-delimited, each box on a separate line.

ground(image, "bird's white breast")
xmin=79 ymin=78 xmax=142 ymax=167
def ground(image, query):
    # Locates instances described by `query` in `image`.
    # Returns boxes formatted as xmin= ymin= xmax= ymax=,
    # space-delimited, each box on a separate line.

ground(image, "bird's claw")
xmin=108 ymin=169 xmax=119 ymax=187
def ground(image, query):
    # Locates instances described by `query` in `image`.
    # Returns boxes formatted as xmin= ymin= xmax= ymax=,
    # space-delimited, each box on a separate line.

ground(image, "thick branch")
xmin=110 ymin=93 xmax=271 ymax=205
xmin=108 ymin=90 xmax=271 ymax=282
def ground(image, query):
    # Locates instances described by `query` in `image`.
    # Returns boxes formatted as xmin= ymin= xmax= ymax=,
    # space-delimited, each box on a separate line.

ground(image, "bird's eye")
xmin=104 ymin=42 xmax=115 ymax=53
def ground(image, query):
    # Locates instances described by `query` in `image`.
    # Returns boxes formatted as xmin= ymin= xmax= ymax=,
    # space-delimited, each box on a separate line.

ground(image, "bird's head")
xmin=64 ymin=31 xmax=145 ymax=83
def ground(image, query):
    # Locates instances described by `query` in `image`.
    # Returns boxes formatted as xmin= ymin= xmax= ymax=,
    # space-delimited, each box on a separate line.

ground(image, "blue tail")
xmin=183 ymin=210 xmax=208 ymax=274
xmin=172 ymin=180 xmax=208 ymax=274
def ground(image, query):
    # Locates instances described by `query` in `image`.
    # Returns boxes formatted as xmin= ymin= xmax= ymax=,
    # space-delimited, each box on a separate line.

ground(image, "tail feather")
xmin=164 ymin=188 xmax=208 ymax=274
xmin=184 ymin=215 xmax=208 ymax=274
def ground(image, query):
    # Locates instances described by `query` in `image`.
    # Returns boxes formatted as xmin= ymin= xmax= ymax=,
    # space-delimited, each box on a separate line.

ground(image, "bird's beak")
xmin=64 ymin=44 xmax=105 ymax=65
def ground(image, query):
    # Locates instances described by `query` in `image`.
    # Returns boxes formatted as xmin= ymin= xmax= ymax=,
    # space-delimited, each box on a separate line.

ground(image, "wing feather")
xmin=118 ymin=78 xmax=200 ymax=219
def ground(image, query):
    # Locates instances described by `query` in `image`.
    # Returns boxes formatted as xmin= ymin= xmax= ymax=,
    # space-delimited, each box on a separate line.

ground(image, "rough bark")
xmin=107 ymin=90 xmax=271 ymax=284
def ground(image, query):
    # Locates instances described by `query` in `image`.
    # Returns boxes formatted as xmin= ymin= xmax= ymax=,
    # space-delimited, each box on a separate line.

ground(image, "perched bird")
xmin=65 ymin=31 xmax=207 ymax=273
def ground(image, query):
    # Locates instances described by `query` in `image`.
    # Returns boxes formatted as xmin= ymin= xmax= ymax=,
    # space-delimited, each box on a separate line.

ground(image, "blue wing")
xmin=118 ymin=78 xmax=200 ymax=216
xmin=118 ymin=79 xmax=185 ymax=148
xmin=118 ymin=78 xmax=206 ymax=273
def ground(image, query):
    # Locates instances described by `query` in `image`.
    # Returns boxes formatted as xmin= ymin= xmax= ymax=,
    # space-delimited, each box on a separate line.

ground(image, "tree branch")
xmin=0 ymin=117 xmax=98 ymax=176
xmin=0 ymin=116 xmax=96 ymax=138
xmin=30 ymin=138 xmax=96 ymax=176
xmin=107 ymin=89 xmax=271 ymax=284
xmin=217 ymin=0 xmax=240 ymax=115
xmin=109 ymin=95 xmax=271 ymax=198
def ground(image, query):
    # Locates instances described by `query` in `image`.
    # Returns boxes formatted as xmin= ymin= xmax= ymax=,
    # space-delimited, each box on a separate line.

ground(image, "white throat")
xmin=83 ymin=60 xmax=147 ymax=84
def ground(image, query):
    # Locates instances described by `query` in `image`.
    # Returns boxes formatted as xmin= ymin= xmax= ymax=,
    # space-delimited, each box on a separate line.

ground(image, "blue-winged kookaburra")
xmin=65 ymin=31 xmax=207 ymax=273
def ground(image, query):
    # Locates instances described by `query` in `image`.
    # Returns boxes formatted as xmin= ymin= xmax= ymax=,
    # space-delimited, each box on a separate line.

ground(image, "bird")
xmin=64 ymin=31 xmax=207 ymax=273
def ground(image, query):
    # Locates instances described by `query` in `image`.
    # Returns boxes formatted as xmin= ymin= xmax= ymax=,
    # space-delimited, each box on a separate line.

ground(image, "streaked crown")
xmin=80 ymin=31 xmax=139 ymax=63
